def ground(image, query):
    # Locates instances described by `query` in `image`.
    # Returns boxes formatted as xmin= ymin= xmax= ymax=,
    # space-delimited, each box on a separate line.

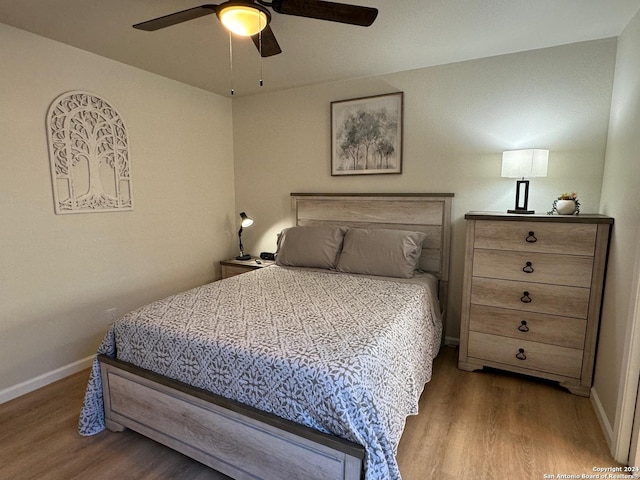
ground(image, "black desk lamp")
xmin=236 ymin=211 xmax=253 ymax=260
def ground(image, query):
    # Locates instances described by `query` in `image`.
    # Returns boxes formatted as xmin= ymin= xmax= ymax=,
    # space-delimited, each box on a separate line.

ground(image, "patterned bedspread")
xmin=79 ymin=266 xmax=441 ymax=480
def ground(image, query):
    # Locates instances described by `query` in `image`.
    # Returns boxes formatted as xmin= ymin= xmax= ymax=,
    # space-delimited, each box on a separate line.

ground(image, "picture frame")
xmin=331 ymin=92 xmax=403 ymax=176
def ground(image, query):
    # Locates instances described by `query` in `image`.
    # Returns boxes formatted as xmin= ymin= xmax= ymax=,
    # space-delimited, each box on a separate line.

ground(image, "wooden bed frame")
xmin=99 ymin=193 xmax=453 ymax=480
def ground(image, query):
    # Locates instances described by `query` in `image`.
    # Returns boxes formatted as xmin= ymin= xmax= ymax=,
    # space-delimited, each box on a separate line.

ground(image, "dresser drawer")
xmin=471 ymin=277 xmax=590 ymax=318
xmin=474 ymin=221 xmax=596 ymax=256
xmin=472 ymin=249 xmax=594 ymax=287
xmin=221 ymin=264 xmax=253 ymax=278
xmin=468 ymin=331 xmax=583 ymax=378
xmin=469 ymin=304 xmax=587 ymax=349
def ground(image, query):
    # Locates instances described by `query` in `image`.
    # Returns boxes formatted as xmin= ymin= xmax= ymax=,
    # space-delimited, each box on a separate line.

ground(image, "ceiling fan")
xmin=133 ymin=0 xmax=378 ymax=57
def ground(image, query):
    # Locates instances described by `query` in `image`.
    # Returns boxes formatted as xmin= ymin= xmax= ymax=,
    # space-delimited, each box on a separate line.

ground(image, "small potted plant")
xmin=548 ymin=192 xmax=580 ymax=215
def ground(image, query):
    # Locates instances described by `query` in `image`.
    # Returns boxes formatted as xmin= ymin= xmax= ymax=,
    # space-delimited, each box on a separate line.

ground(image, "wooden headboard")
xmin=290 ymin=193 xmax=454 ymax=316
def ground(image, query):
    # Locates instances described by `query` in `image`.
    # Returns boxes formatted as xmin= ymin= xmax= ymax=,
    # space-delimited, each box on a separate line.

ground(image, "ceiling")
xmin=1 ymin=0 xmax=639 ymax=97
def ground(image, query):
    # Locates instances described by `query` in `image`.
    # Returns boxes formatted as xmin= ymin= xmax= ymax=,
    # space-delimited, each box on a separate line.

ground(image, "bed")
xmin=79 ymin=193 xmax=453 ymax=480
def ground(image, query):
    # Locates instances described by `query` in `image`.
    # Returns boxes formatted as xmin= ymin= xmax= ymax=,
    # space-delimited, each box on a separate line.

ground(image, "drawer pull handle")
xmin=515 ymin=348 xmax=527 ymax=360
xmin=518 ymin=320 xmax=530 ymax=332
xmin=520 ymin=291 xmax=532 ymax=303
xmin=525 ymin=231 xmax=537 ymax=243
xmin=522 ymin=261 xmax=534 ymax=273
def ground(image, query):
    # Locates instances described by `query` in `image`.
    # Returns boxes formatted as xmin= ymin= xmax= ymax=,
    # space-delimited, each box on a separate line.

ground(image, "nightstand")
xmin=458 ymin=212 xmax=613 ymax=396
xmin=220 ymin=257 xmax=275 ymax=279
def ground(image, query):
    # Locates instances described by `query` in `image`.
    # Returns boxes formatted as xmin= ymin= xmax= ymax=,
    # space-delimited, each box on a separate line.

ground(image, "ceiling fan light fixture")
xmin=217 ymin=3 xmax=270 ymax=37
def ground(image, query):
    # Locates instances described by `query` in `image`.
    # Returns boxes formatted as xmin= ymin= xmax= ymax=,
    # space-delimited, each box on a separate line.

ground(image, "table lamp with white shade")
xmin=501 ymin=149 xmax=549 ymax=214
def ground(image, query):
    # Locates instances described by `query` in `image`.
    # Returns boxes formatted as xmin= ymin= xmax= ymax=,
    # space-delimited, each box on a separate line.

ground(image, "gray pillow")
xmin=276 ymin=225 xmax=348 ymax=269
xmin=336 ymin=228 xmax=427 ymax=278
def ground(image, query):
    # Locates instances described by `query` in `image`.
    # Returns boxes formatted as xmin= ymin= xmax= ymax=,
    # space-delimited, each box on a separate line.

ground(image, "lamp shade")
xmin=217 ymin=3 xmax=269 ymax=36
xmin=501 ymin=149 xmax=549 ymax=179
xmin=239 ymin=211 xmax=253 ymax=228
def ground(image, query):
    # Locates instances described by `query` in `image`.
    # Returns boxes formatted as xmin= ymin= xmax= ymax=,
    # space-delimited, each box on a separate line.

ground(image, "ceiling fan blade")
xmin=272 ymin=0 xmax=378 ymax=26
xmin=133 ymin=4 xmax=218 ymax=31
xmin=251 ymin=25 xmax=282 ymax=57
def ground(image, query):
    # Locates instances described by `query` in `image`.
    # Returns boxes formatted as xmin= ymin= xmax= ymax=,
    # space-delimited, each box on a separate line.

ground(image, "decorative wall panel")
xmin=47 ymin=91 xmax=133 ymax=214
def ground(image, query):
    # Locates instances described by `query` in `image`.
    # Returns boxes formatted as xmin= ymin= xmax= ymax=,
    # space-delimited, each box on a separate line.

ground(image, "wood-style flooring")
xmin=0 ymin=346 xmax=620 ymax=479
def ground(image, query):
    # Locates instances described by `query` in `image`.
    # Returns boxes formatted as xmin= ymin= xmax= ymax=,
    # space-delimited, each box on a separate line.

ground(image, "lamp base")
xmin=235 ymin=254 xmax=252 ymax=261
xmin=507 ymin=209 xmax=535 ymax=214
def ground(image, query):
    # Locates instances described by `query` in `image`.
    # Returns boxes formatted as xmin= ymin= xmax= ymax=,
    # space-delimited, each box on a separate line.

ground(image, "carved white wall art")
xmin=47 ymin=91 xmax=133 ymax=214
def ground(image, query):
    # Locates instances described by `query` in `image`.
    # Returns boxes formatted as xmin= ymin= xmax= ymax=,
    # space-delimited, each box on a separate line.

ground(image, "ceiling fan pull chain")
xmin=228 ymin=31 xmax=234 ymax=96
xmin=259 ymin=29 xmax=264 ymax=87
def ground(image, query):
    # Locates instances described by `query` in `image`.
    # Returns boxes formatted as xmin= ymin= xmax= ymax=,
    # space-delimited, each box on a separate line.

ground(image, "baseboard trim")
xmin=0 ymin=355 xmax=93 ymax=405
xmin=591 ymin=385 xmax=615 ymax=452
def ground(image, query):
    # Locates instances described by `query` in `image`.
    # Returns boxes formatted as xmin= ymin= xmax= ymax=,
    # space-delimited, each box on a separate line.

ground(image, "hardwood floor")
xmin=1 ymin=346 xmax=619 ymax=479
xmin=397 ymin=346 xmax=620 ymax=479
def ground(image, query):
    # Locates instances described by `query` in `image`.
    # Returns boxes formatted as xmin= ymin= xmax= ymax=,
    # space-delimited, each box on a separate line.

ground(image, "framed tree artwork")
xmin=331 ymin=92 xmax=403 ymax=176
xmin=47 ymin=91 xmax=133 ymax=214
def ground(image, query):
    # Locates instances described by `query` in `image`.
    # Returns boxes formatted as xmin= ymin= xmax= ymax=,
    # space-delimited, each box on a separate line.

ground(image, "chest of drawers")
xmin=458 ymin=212 xmax=613 ymax=396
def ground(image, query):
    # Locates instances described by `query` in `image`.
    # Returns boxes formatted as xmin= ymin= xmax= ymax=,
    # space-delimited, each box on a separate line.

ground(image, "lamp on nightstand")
xmin=501 ymin=149 xmax=548 ymax=214
xmin=236 ymin=211 xmax=253 ymax=260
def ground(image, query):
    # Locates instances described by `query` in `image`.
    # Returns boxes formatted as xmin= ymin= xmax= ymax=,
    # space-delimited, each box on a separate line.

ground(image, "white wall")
xmin=595 ymin=5 xmax=640 ymax=457
xmin=0 ymin=24 xmax=236 ymax=397
xmin=232 ymin=39 xmax=617 ymax=342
